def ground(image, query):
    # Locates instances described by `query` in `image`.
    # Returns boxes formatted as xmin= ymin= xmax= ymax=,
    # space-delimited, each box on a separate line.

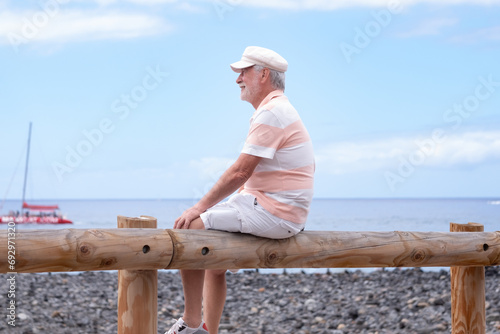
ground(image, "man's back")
xmin=242 ymin=90 xmax=315 ymax=224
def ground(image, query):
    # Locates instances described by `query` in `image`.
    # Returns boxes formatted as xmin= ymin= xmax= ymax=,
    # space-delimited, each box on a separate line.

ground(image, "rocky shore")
xmin=2 ymin=267 xmax=500 ymax=334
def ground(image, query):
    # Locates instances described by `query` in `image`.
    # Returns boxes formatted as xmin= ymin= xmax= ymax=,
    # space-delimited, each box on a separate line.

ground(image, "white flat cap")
xmin=230 ymin=46 xmax=288 ymax=73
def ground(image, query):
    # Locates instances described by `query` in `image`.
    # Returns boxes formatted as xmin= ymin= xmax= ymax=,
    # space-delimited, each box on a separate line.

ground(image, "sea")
xmin=2 ymin=198 xmax=499 ymax=273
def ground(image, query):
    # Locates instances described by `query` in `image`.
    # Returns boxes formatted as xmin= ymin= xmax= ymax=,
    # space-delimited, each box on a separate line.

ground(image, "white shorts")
xmin=200 ymin=193 xmax=305 ymax=240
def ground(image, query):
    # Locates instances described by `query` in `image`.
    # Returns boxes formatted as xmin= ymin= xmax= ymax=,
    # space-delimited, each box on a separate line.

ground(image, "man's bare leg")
xmin=179 ymin=217 xmax=206 ymax=328
xmin=203 ymin=269 xmax=227 ymax=333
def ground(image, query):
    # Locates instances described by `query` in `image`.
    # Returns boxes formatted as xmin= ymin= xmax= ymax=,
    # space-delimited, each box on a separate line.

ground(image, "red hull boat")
xmin=1 ymin=202 xmax=72 ymax=225
xmin=1 ymin=123 xmax=73 ymax=225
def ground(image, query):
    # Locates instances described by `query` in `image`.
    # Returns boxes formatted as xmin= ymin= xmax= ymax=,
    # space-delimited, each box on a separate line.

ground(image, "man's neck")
xmin=251 ymin=88 xmax=277 ymax=110
xmin=253 ymin=89 xmax=284 ymax=110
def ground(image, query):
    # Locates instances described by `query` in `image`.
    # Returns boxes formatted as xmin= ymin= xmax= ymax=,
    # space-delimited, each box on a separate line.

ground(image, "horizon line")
xmin=2 ymin=196 xmax=499 ymax=202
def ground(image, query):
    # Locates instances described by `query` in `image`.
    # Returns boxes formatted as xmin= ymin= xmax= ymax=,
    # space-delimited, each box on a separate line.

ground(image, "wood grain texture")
xmin=166 ymin=229 xmax=500 ymax=270
xmin=1 ymin=228 xmax=499 ymax=273
xmin=0 ymin=227 xmax=173 ymax=273
xmin=117 ymin=216 xmax=158 ymax=334
xmin=451 ymin=223 xmax=486 ymax=334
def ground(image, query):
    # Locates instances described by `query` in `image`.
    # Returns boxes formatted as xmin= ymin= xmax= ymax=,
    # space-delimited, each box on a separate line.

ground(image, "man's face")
xmin=236 ymin=66 xmax=261 ymax=105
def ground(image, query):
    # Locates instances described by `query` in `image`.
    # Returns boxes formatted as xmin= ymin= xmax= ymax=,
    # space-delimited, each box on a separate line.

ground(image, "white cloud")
xmin=174 ymin=2 xmax=206 ymax=12
xmin=316 ymin=130 xmax=500 ymax=175
xmin=213 ymin=0 xmax=389 ymax=10
xmin=125 ymin=0 xmax=179 ymax=5
xmin=92 ymin=0 xmax=120 ymax=5
xmin=428 ymin=131 xmax=500 ymax=166
xmin=82 ymin=0 xmax=500 ymax=10
xmin=397 ymin=18 xmax=458 ymax=38
xmin=78 ymin=0 xmax=178 ymax=5
xmin=0 ymin=9 xmax=173 ymax=46
xmin=450 ymin=25 xmax=500 ymax=44
xmin=211 ymin=0 xmax=500 ymax=11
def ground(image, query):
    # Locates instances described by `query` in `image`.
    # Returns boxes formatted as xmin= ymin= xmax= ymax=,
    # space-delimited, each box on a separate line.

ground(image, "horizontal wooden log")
xmin=1 ymin=228 xmax=173 ymax=273
xmin=1 ymin=229 xmax=499 ymax=273
xmin=168 ymin=229 xmax=500 ymax=270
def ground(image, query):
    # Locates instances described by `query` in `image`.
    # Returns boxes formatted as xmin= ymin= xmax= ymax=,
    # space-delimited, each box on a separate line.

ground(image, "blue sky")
xmin=0 ymin=0 xmax=499 ymax=200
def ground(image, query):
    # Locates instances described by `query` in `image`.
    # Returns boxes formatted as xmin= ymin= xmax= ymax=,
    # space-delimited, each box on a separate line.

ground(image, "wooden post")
xmin=450 ymin=222 xmax=486 ymax=334
xmin=117 ymin=216 xmax=158 ymax=334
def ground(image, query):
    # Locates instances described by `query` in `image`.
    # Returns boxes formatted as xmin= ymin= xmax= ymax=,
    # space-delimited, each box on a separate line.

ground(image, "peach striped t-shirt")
xmin=241 ymin=90 xmax=314 ymax=224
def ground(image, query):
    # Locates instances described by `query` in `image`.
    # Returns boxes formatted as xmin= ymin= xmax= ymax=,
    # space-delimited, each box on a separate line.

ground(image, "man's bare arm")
xmin=174 ymin=153 xmax=262 ymax=229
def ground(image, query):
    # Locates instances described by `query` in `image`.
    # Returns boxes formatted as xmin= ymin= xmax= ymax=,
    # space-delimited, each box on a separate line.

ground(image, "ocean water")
xmin=1 ymin=198 xmax=498 ymax=231
xmin=2 ymin=198 xmax=499 ymax=273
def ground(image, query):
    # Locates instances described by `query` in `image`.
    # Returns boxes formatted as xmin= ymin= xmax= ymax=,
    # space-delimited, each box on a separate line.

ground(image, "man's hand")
xmin=174 ymin=206 xmax=203 ymax=229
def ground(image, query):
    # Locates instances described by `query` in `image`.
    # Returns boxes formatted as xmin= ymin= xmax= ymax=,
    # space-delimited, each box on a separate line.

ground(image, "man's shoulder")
xmin=261 ymin=98 xmax=300 ymax=126
xmin=261 ymin=93 xmax=290 ymax=109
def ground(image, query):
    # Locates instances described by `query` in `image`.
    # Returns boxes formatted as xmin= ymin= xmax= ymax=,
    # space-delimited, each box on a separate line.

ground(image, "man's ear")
xmin=261 ymin=68 xmax=270 ymax=82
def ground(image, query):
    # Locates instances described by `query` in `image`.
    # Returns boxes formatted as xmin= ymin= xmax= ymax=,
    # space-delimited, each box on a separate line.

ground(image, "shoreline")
xmin=1 ymin=267 xmax=500 ymax=333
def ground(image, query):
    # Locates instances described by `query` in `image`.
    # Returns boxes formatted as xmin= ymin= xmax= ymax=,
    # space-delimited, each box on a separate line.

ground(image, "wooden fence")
xmin=1 ymin=216 xmax=499 ymax=334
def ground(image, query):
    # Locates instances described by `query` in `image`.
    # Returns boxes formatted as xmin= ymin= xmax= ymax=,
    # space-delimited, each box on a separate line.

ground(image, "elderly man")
xmin=166 ymin=46 xmax=314 ymax=334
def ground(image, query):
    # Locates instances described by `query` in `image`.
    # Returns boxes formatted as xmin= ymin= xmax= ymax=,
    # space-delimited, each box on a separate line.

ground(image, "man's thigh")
xmin=200 ymin=193 xmax=304 ymax=239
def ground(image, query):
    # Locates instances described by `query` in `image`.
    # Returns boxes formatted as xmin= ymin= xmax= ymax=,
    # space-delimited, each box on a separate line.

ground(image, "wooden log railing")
xmin=1 ymin=217 xmax=499 ymax=334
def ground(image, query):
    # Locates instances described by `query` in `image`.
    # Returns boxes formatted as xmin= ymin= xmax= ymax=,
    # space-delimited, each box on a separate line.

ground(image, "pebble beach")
xmin=2 ymin=267 xmax=500 ymax=334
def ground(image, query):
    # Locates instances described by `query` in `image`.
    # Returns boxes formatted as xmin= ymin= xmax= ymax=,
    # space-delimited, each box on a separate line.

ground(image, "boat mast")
xmin=21 ymin=122 xmax=32 ymax=211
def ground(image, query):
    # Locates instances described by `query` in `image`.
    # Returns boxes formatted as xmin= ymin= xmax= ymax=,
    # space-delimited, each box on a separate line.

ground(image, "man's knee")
xmin=189 ymin=217 xmax=206 ymax=230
